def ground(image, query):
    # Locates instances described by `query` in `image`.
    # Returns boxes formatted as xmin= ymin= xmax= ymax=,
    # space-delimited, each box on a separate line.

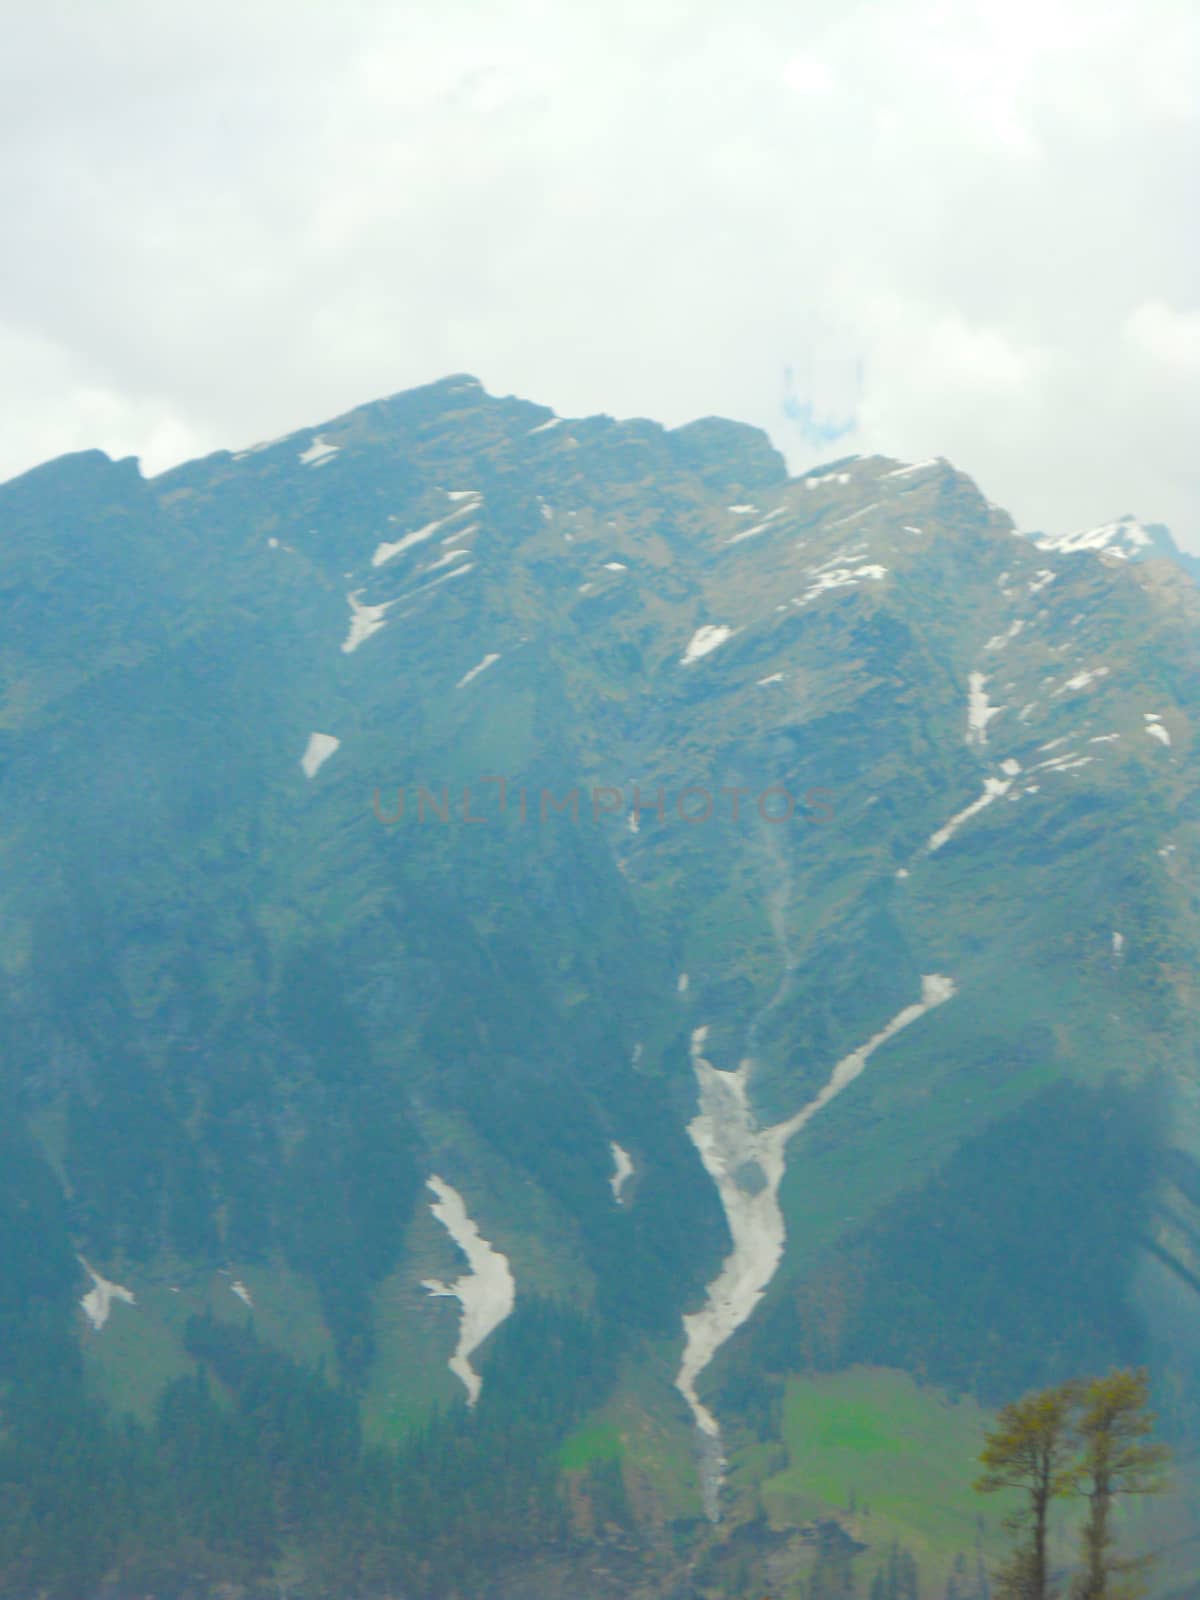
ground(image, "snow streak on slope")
xmin=421 ymin=1176 xmax=516 ymax=1407
xmin=342 ymin=590 xmax=394 ymax=653
xmin=927 ymin=775 xmax=1015 ymax=852
xmin=1052 ymin=666 xmax=1110 ymax=696
xmin=795 ymin=565 xmax=887 ymax=605
xmin=79 ymin=1258 xmax=136 ymax=1331
xmin=372 ymin=519 xmax=445 ymax=566
xmin=676 ymin=975 xmax=956 ymax=1516
xmin=456 ymin=652 xmax=500 ymax=689
xmin=298 ymin=436 xmax=339 ymax=467
xmin=681 ymin=625 xmax=735 ymax=664
xmin=967 ymin=672 xmax=1003 ymax=746
xmin=609 ymin=1142 xmax=635 ymax=1204
xmin=883 ymin=458 xmax=941 ymax=479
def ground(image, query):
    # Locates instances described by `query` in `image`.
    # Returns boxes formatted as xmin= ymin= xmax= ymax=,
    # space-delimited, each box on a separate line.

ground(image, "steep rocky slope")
xmin=1 ymin=375 xmax=1198 ymax=1598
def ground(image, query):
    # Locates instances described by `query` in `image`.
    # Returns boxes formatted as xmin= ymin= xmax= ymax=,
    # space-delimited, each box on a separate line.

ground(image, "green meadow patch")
xmin=559 ymin=1420 xmax=624 ymax=1471
xmin=760 ymin=1366 xmax=1005 ymax=1576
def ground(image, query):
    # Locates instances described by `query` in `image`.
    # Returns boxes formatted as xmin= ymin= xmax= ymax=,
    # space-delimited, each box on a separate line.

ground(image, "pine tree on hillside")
xmin=1072 ymin=1369 xmax=1170 ymax=1600
xmin=975 ymin=1371 xmax=1170 ymax=1600
xmin=975 ymin=1384 xmax=1079 ymax=1600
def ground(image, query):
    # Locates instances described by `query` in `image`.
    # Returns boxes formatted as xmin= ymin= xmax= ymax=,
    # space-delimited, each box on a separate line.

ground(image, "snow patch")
xmin=727 ymin=507 xmax=788 ymax=545
xmin=422 ymin=547 xmax=471 ymax=575
xmin=967 ymin=672 xmax=1004 ymax=747
xmin=300 ymin=732 xmax=340 ymax=779
xmin=1037 ymin=753 xmax=1094 ymax=773
xmin=1146 ymin=721 xmax=1172 ymax=747
xmin=79 ymin=1259 xmax=136 ymax=1331
xmin=342 ymin=590 xmax=394 ymax=653
xmin=681 ymin=625 xmax=735 ymax=665
xmin=456 ymin=652 xmax=500 ymax=689
xmin=984 ymin=619 xmax=1025 ymax=652
xmin=883 ymin=458 xmax=941 ymax=479
xmin=757 ymin=672 xmax=784 ymax=686
xmin=299 ymin=436 xmax=339 ymax=467
xmin=609 ymin=1142 xmax=635 ymax=1205
xmin=372 ymin=519 xmax=445 ymax=566
xmin=376 ymin=503 xmax=477 ymax=562
xmin=422 ymin=1176 xmax=515 ymax=1407
xmin=231 ymin=1280 xmax=253 ymax=1309
xmin=1037 ymin=517 xmax=1153 ymax=561
xmin=393 ymin=561 xmax=476 ymax=607
xmin=796 ymin=565 xmax=886 ymax=605
xmin=1053 ymin=666 xmax=1110 ymax=696
xmin=828 ymin=501 xmax=882 ymax=529
xmin=528 ymin=417 xmax=561 ymax=434
xmin=928 ymin=776 xmax=1014 ymax=851
xmin=442 ymin=520 xmax=479 ymax=544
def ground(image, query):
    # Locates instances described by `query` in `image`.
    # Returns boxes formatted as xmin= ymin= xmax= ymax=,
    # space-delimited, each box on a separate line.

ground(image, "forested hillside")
xmin=2 ymin=375 xmax=1198 ymax=1597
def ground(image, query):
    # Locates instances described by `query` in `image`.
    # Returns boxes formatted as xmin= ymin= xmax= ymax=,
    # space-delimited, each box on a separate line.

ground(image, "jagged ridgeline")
xmin=0 ymin=375 xmax=1198 ymax=1599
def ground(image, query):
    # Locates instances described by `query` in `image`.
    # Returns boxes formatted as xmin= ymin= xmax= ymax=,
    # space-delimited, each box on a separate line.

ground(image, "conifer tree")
xmin=975 ymin=1383 xmax=1079 ymax=1599
xmin=1072 ymin=1369 xmax=1169 ymax=1600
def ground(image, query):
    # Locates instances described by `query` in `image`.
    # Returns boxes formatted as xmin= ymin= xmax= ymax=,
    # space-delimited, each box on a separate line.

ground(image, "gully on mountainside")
xmin=676 ymin=976 xmax=957 ymax=1520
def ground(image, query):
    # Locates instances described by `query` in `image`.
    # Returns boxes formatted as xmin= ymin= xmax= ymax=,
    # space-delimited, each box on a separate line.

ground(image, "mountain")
xmin=1 ymin=375 xmax=1199 ymax=1599
xmin=1028 ymin=512 xmax=1200 ymax=583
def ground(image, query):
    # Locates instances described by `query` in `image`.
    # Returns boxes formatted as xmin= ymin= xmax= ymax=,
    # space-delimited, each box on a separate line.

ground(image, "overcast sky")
xmin=2 ymin=0 xmax=1198 ymax=545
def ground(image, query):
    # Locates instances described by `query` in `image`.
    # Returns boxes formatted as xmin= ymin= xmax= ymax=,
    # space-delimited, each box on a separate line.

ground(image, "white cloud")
xmin=1125 ymin=301 xmax=1200 ymax=370
xmin=0 ymin=0 xmax=1197 ymax=549
xmin=781 ymin=52 xmax=838 ymax=97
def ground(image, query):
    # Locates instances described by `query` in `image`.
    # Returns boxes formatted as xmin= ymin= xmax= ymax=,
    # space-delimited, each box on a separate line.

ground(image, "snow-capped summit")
xmin=1033 ymin=514 xmax=1194 ymax=575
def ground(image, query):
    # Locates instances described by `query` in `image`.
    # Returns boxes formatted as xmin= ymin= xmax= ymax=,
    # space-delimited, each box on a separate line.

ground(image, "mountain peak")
xmin=1031 ymin=513 xmax=1198 ymax=583
xmin=667 ymin=415 xmax=788 ymax=491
